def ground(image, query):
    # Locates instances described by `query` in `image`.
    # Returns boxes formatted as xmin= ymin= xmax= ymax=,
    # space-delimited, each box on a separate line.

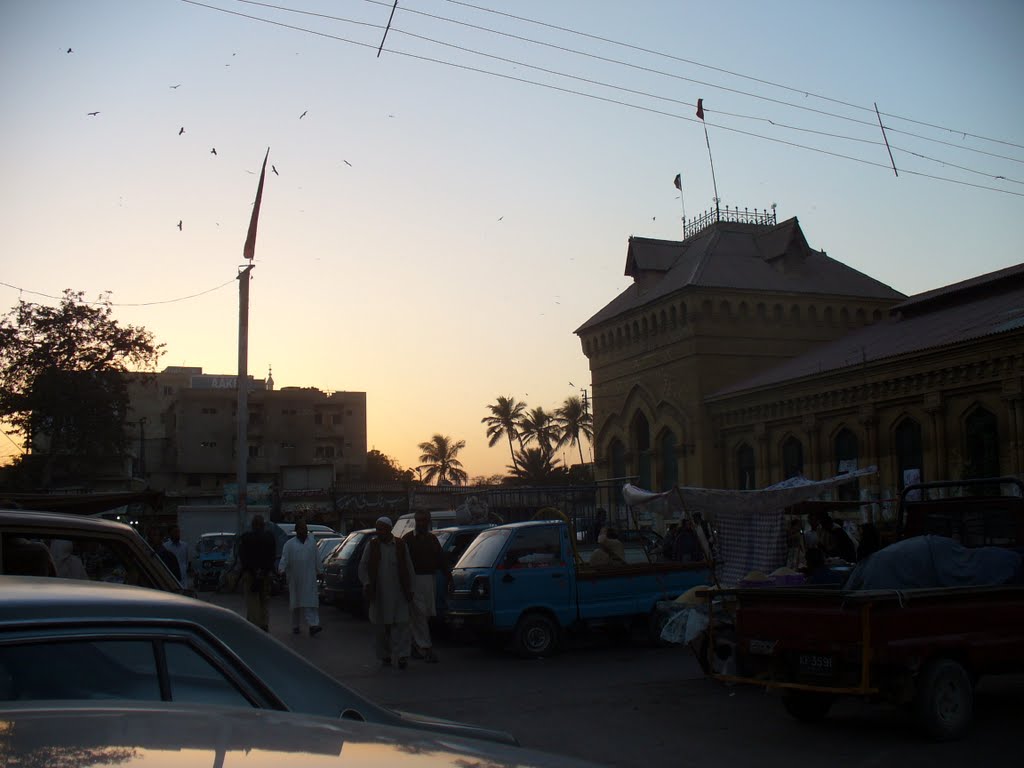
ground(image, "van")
xmin=391 ymin=510 xmax=456 ymax=538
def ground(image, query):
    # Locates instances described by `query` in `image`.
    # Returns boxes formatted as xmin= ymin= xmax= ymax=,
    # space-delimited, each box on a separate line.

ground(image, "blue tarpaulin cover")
xmin=844 ymin=535 xmax=1023 ymax=591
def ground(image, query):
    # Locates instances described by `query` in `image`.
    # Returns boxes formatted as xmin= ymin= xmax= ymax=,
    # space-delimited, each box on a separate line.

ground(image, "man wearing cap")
xmin=359 ymin=516 xmax=415 ymax=669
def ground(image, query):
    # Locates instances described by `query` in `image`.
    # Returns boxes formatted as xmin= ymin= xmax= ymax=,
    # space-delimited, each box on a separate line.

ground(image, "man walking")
xmin=163 ymin=525 xmax=191 ymax=589
xmin=147 ymin=527 xmax=181 ymax=583
xmin=403 ymin=510 xmax=450 ymax=663
xmin=278 ymin=520 xmax=323 ymax=636
xmin=359 ymin=516 xmax=415 ymax=669
xmin=238 ymin=514 xmax=276 ymax=631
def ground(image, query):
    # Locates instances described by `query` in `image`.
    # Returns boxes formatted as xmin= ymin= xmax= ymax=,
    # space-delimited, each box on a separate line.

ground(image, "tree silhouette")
xmin=416 ymin=434 xmax=468 ymax=486
xmin=517 ymin=406 xmax=559 ymax=460
xmin=481 ymin=395 xmax=526 ymax=471
xmin=554 ymin=394 xmax=593 ymax=467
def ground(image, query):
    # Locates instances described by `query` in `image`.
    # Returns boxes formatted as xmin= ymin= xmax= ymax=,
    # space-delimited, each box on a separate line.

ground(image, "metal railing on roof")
xmin=683 ymin=205 xmax=777 ymax=241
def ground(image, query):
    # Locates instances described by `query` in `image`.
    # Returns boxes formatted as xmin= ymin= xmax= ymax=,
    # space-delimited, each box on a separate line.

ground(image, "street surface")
xmin=207 ymin=590 xmax=1021 ymax=768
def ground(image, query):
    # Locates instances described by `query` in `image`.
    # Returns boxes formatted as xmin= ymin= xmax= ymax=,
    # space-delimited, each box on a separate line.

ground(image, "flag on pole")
xmin=673 ymin=173 xmax=681 ymax=191
xmin=696 ymin=98 xmax=705 ymax=121
xmin=243 ymin=148 xmax=270 ymax=260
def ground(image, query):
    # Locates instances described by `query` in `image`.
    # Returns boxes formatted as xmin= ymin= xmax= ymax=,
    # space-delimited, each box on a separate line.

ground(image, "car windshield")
xmin=434 ymin=531 xmax=452 ymax=549
xmin=335 ymin=532 xmax=365 ymax=560
xmin=456 ymin=528 xmax=511 ymax=569
xmin=197 ymin=535 xmax=233 ymax=554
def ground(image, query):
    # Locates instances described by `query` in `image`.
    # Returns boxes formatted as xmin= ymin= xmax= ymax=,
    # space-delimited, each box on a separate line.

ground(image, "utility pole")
xmin=236 ymin=264 xmax=254 ymax=534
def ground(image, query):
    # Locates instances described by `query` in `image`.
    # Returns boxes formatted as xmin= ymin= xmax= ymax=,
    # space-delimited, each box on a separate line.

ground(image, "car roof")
xmin=0 ymin=508 xmax=142 ymax=536
xmin=0 ymin=704 xmax=599 ymax=768
xmin=434 ymin=523 xmax=495 ymax=533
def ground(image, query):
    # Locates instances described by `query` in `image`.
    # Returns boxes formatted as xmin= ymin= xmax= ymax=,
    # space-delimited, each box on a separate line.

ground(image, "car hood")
xmin=392 ymin=707 xmax=518 ymax=746
xmin=0 ymin=703 xmax=603 ymax=767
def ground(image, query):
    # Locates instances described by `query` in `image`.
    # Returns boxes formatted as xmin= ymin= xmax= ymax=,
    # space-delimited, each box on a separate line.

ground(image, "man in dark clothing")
xmin=238 ymin=514 xmax=276 ymax=631
xmin=146 ymin=527 xmax=181 ymax=583
xmin=813 ymin=511 xmax=857 ymax=563
xmin=403 ymin=510 xmax=450 ymax=663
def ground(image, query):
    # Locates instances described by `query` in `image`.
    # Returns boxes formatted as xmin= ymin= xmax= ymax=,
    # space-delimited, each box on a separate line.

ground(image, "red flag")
xmin=696 ymin=98 xmax=704 ymax=121
xmin=243 ymin=148 xmax=270 ymax=260
xmin=673 ymin=173 xmax=681 ymax=191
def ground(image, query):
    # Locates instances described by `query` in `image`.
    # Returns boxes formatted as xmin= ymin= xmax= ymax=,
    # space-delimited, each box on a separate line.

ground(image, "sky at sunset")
xmin=1 ymin=0 xmax=1022 ymax=477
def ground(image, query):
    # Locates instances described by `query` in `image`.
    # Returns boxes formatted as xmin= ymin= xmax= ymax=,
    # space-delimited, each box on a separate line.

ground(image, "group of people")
xmin=790 ymin=510 xmax=884 ymax=585
xmin=237 ymin=510 xmax=450 ymax=670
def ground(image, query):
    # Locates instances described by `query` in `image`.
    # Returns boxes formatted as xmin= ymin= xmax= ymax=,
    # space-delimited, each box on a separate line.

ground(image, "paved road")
xmin=207 ymin=590 xmax=1021 ymax=768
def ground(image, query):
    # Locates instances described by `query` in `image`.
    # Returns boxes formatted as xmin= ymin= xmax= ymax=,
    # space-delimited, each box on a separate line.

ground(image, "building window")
xmin=200 ymin=441 xmax=217 ymax=449
xmin=248 ymin=444 xmax=261 ymax=458
xmin=332 ymin=414 xmax=342 ymax=424
xmin=834 ymin=427 xmax=859 ymax=501
xmin=632 ymin=411 xmax=651 ymax=490
xmin=201 ymin=407 xmax=218 ymax=415
xmin=187 ymin=474 xmax=200 ymax=486
xmin=281 ymin=408 xmax=297 ymax=416
xmin=660 ymin=432 xmax=678 ymax=491
xmin=315 ymin=446 xmax=336 ymax=459
xmin=609 ymin=439 xmax=626 ymax=481
xmin=737 ymin=443 xmax=755 ymax=490
xmin=964 ymin=407 xmax=999 ymax=479
xmin=346 ymin=409 xmax=353 ymax=417
xmin=163 ymin=386 xmax=174 ymax=396
xmin=894 ymin=417 xmax=923 ymax=491
xmin=314 ymin=413 xmax=323 ymax=425
xmin=782 ymin=436 xmax=803 ymax=479
xmin=280 ymin=442 xmax=296 ymax=449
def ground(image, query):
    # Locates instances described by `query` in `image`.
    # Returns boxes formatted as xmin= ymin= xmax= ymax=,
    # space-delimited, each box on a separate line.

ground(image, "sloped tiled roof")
xmin=709 ymin=267 xmax=1024 ymax=399
xmin=576 ymin=217 xmax=904 ymax=333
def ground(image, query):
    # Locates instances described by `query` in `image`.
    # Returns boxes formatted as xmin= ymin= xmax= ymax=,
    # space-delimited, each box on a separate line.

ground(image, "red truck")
xmin=706 ymin=478 xmax=1024 ymax=740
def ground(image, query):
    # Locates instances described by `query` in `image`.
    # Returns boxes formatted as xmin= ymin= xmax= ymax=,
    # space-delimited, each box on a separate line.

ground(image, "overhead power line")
xmin=440 ymin=0 xmax=1024 ymax=152
xmin=0 ymin=278 xmax=237 ymax=308
xmin=180 ymin=1 xmax=1024 ymax=197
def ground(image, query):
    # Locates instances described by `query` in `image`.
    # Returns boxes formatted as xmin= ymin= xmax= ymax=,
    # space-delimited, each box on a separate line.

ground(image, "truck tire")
xmin=915 ymin=658 xmax=974 ymax=741
xmin=514 ymin=613 xmax=560 ymax=658
xmin=782 ymin=690 xmax=834 ymax=723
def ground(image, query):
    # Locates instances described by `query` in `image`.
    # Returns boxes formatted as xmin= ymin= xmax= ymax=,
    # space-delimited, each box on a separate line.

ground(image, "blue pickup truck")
xmin=446 ymin=520 xmax=711 ymax=657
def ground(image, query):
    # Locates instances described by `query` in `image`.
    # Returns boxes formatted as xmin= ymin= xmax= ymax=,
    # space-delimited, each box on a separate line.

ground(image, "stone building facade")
xmin=576 ymin=213 xmax=1022 ymax=503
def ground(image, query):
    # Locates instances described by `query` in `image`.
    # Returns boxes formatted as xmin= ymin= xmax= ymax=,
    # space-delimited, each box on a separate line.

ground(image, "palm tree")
xmin=416 ymin=433 xmax=468 ymax=486
xmin=482 ymin=395 xmax=527 ymax=471
xmin=554 ymin=394 xmax=594 ymax=467
xmin=508 ymin=447 xmax=568 ymax=485
xmin=517 ymin=406 xmax=560 ymax=460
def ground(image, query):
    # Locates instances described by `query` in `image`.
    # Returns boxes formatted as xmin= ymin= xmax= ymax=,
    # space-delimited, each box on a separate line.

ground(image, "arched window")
xmin=964 ymin=407 xmax=999 ymax=479
xmin=834 ymin=427 xmax=859 ymax=501
xmin=632 ymin=412 xmax=651 ymax=489
xmin=660 ymin=432 xmax=678 ymax=490
xmin=609 ymin=439 xmax=626 ymax=481
xmin=737 ymin=443 xmax=755 ymax=490
xmin=782 ymin=436 xmax=804 ymax=479
xmin=894 ymin=417 xmax=923 ymax=490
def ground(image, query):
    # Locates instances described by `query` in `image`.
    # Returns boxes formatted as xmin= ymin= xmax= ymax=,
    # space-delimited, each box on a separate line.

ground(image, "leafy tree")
xmin=365 ymin=449 xmax=414 ymax=483
xmin=0 ymin=290 xmax=162 ymax=486
xmin=416 ymin=433 xmax=468 ymax=486
xmin=507 ymin=447 xmax=568 ymax=485
xmin=517 ymin=406 xmax=560 ymax=460
xmin=554 ymin=394 xmax=593 ymax=467
xmin=481 ymin=395 xmax=527 ymax=471
xmin=470 ymin=473 xmax=507 ymax=486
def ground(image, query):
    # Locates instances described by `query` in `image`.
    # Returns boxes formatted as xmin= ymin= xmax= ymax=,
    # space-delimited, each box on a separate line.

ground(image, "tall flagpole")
xmin=696 ymin=99 xmax=720 ymax=219
xmin=237 ymin=148 xmax=270 ymax=535
xmin=674 ymin=173 xmax=686 ymax=238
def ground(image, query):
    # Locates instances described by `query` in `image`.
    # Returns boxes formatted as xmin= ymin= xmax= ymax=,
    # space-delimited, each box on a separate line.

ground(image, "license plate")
xmin=798 ymin=654 xmax=833 ymax=676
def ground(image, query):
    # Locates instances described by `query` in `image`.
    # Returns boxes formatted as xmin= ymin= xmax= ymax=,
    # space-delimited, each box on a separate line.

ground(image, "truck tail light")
xmin=471 ymin=576 xmax=490 ymax=599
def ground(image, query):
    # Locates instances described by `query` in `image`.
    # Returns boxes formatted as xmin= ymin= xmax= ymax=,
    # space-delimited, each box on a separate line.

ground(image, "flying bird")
xmin=569 ymin=382 xmax=575 ymax=388
xmin=169 ymin=84 xmax=181 ymax=89
xmin=210 ymin=148 xmax=217 ymax=155
xmin=66 ymin=48 xmax=73 ymax=53
xmin=87 ymin=111 xmax=100 ymax=116
xmin=498 ymin=216 xmax=503 ymax=221
xmin=271 ymin=165 xmax=279 ymax=176
xmin=342 ymin=160 xmax=352 ymax=167
xmin=178 ymin=127 xmax=184 ymax=135
xmin=177 ymin=220 xmax=182 ymax=231
xmin=299 ymin=110 xmax=308 ymax=119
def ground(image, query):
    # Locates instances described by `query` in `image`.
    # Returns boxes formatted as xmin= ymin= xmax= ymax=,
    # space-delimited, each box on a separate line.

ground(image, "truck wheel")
xmin=915 ymin=659 xmax=974 ymax=741
xmin=782 ymin=690 xmax=834 ymax=723
xmin=514 ymin=613 xmax=559 ymax=658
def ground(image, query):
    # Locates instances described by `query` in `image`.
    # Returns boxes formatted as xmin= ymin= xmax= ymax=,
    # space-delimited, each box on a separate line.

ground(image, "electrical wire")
xmin=183 ymin=0 xmax=1024 ymax=196
xmin=440 ymin=0 xmax=1024 ymax=152
xmin=0 ymin=279 xmax=237 ymax=308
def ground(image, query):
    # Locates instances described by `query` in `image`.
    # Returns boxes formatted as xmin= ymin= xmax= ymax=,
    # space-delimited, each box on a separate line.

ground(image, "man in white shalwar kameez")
xmin=359 ymin=516 xmax=415 ymax=669
xmin=279 ymin=519 xmax=323 ymax=636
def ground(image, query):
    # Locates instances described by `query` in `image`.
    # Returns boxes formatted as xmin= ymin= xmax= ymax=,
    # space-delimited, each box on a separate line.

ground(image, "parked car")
xmin=277 ymin=522 xmax=340 ymax=543
xmin=192 ymin=531 xmax=235 ymax=591
xmin=321 ymin=528 xmax=376 ymax=612
xmin=1 ymin=703 xmax=601 ymax=768
xmin=447 ymin=520 xmax=711 ymax=657
xmin=0 ymin=575 xmax=517 ymax=745
xmin=316 ymin=536 xmax=346 ymax=602
xmin=433 ymin=523 xmax=496 ymax=615
xmin=0 ymin=508 xmax=185 ymax=594
xmin=391 ymin=510 xmax=456 ymax=538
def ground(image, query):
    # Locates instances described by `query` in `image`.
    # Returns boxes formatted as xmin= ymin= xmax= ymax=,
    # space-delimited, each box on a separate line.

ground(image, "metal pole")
xmin=237 ymin=264 xmax=254 ymax=534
